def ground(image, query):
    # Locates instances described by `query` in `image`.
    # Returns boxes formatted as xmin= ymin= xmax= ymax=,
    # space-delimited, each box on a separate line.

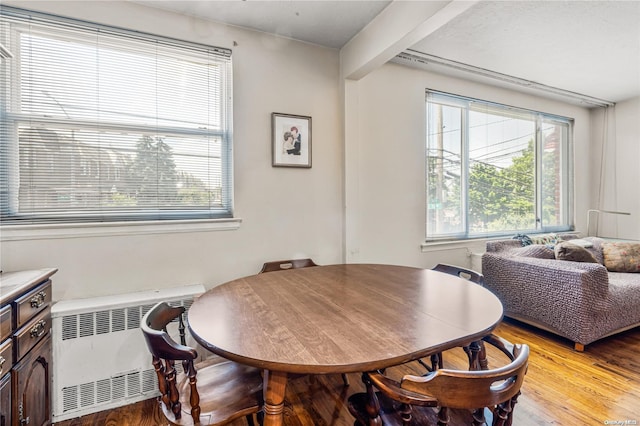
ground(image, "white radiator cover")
xmin=51 ymin=284 xmax=205 ymax=422
xmin=470 ymin=252 xmax=484 ymax=273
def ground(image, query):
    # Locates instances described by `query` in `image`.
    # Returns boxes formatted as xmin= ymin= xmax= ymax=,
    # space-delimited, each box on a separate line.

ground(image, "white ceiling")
xmin=134 ymin=0 xmax=640 ymax=105
xmin=409 ymin=1 xmax=640 ymax=105
xmin=134 ymin=0 xmax=392 ymax=49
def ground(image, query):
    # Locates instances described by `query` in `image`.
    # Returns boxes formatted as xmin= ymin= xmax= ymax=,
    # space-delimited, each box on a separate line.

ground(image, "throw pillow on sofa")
xmin=583 ymin=236 xmax=606 ymax=264
xmin=554 ymin=241 xmax=599 ymax=263
xmin=602 ymin=242 xmax=640 ymax=272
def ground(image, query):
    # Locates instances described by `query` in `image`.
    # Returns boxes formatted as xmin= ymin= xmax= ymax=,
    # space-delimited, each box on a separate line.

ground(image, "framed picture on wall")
xmin=272 ymin=112 xmax=312 ymax=168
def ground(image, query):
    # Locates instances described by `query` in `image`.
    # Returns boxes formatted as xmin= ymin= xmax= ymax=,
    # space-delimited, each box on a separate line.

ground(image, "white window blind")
xmin=0 ymin=7 xmax=233 ymax=224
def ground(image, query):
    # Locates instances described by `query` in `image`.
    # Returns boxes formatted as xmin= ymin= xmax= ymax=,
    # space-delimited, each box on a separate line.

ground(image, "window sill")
xmin=0 ymin=218 xmax=242 ymax=241
xmin=420 ymin=231 xmax=580 ymax=252
xmin=421 ymin=238 xmax=489 ymax=253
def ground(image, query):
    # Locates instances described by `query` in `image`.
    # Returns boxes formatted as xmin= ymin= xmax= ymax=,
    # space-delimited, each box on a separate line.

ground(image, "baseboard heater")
xmin=51 ymin=284 xmax=205 ymax=422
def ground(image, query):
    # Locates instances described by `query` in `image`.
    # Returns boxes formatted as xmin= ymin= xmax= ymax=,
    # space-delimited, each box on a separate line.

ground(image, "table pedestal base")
xmin=263 ymin=370 xmax=288 ymax=426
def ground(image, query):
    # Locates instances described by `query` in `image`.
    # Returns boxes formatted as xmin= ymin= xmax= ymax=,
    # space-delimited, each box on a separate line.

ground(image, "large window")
xmin=426 ymin=91 xmax=572 ymax=240
xmin=0 ymin=7 xmax=233 ymax=224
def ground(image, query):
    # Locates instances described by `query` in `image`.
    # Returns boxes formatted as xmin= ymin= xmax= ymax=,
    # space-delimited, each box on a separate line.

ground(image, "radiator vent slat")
xmin=141 ymin=369 xmax=156 ymax=394
xmin=79 ymin=312 xmax=94 ymax=338
xmin=127 ymin=372 xmax=141 ymax=397
xmin=96 ymin=379 xmax=111 ymax=404
xmin=96 ymin=311 xmax=110 ymax=335
xmin=62 ymin=386 xmax=78 ymax=412
xmin=80 ymin=382 xmax=94 ymax=408
xmin=62 ymin=316 xmax=77 ymax=341
xmin=112 ymin=375 xmax=126 ymax=400
xmin=112 ymin=308 xmax=125 ymax=333
xmin=127 ymin=306 xmax=140 ymax=330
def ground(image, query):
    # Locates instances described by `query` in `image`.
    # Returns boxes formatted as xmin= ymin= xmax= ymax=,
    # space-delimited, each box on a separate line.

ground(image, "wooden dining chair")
xmin=348 ymin=334 xmax=529 ymax=426
xmin=432 ymin=263 xmax=484 ymax=286
xmin=141 ymin=302 xmax=263 ymax=426
xmin=259 ymin=258 xmax=349 ymax=387
xmin=423 ymin=264 xmax=486 ymax=372
xmin=259 ymin=258 xmax=318 ymax=273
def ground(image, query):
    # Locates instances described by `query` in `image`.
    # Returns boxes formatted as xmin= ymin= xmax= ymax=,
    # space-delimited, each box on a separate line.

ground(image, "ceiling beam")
xmin=340 ymin=0 xmax=478 ymax=81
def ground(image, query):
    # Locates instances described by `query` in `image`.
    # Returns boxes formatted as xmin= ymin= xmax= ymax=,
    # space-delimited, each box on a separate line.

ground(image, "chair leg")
xmin=342 ymin=373 xmax=350 ymax=386
xmin=246 ymin=413 xmax=255 ymax=426
xmin=466 ymin=340 xmax=488 ymax=371
xmin=417 ymin=352 xmax=441 ymax=373
xmin=437 ymin=406 xmax=450 ymax=426
xmin=431 ymin=352 xmax=443 ymax=370
xmin=362 ymin=373 xmax=382 ymax=425
xmin=472 ymin=408 xmax=486 ymax=426
xmin=493 ymin=398 xmax=513 ymax=426
xmin=398 ymin=403 xmax=412 ymax=426
xmin=505 ymin=391 xmax=521 ymax=426
xmin=417 ymin=358 xmax=432 ymax=372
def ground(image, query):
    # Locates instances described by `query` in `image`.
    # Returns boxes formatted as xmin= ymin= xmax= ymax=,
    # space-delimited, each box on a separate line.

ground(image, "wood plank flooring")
xmin=54 ymin=319 xmax=640 ymax=425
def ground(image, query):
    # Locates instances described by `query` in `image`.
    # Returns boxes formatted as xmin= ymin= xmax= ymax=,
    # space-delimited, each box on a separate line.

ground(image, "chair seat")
xmin=349 ymin=391 xmax=486 ymax=425
xmin=162 ymin=358 xmax=263 ymax=426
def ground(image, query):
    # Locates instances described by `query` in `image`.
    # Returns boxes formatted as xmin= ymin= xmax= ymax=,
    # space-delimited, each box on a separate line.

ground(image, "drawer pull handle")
xmin=30 ymin=320 xmax=47 ymax=339
xmin=0 ymin=355 xmax=5 ymax=374
xmin=30 ymin=291 xmax=47 ymax=309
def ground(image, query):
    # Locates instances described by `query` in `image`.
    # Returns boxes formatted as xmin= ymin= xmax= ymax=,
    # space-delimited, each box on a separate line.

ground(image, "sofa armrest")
xmin=482 ymin=252 xmax=610 ymax=297
xmin=482 ymin=252 xmax=611 ymax=345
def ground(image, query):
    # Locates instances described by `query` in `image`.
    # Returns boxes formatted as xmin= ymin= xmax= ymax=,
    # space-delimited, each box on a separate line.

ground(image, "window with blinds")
xmin=426 ymin=90 xmax=573 ymax=240
xmin=0 ymin=7 xmax=233 ymax=224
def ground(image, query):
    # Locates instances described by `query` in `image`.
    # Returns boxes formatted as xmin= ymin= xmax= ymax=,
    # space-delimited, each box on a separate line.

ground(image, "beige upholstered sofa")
xmin=482 ymin=235 xmax=640 ymax=351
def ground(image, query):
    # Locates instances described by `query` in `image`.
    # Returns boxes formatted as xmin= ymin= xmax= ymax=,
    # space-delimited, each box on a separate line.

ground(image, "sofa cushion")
xmin=512 ymin=244 xmax=555 ymax=259
xmin=554 ymin=241 xmax=599 ymax=263
xmin=583 ymin=237 xmax=606 ymax=264
xmin=602 ymin=242 xmax=640 ymax=272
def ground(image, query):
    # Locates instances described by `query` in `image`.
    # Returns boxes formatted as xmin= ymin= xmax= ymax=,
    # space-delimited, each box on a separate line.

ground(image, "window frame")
xmin=425 ymin=90 xmax=574 ymax=242
xmin=0 ymin=6 xmax=234 ymax=226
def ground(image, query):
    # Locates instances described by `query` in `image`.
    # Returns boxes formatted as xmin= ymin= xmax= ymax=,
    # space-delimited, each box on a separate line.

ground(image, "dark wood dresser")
xmin=0 ymin=268 xmax=57 ymax=426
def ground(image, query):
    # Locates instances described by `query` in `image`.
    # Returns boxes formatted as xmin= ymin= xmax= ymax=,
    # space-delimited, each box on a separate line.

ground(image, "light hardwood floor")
xmin=55 ymin=319 xmax=640 ymax=425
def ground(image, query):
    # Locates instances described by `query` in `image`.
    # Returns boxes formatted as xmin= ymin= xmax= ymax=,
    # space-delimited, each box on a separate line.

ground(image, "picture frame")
xmin=272 ymin=112 xmax=312 ymax=168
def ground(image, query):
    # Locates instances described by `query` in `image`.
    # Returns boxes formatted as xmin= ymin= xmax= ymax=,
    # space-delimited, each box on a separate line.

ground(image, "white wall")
xmin=344 ymin=62 xmax=593 ymax=268
xmin=590 ymin=96 xmax=640 ymax=239
xmin=0 ymin=2 xmax=344 ymax=300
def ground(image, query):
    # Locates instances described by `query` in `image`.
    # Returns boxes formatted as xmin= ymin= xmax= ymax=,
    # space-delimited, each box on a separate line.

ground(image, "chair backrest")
xmin=141 ymin=302 xmax=199 ymax=423
xmin=259 ymin=258 xmax=318 ymax=273
xmin=399 ymin=335 xmax=529 ymax=410
xmin=432 ymin=263 xmax=484 ymax=285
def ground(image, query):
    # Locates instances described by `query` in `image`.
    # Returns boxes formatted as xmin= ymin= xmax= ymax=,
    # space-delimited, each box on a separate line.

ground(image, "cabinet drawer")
xmin=0 ymin=339 xmax=11 ymax=377
xmin=14 ymin=280 xmax=51 ymax=329
xmin=14 ymin=308 xmax=50 ymax=360
xmin=0 ymin=305 xmax=10 ymax=342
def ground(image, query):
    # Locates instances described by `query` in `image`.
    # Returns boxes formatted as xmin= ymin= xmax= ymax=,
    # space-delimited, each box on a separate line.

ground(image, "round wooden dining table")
xmin=188 ymin=263 xmax=504 ymax=426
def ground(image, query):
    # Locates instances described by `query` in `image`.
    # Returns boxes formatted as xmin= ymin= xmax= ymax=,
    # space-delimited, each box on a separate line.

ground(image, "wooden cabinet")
xmin=1 ymin=372 xmax=11 ymax=426
xmin=0 ymin=269 xmax=57 ymax=426
xmin=13 ymin=336 xmax=51 ymax=426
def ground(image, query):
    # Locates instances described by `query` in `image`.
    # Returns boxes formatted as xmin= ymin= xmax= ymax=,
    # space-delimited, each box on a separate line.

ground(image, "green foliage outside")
xmin=109 ymin=135 xmax=216 ymax=208
xmin=468 ymin=140 xmax=536 ymax=232
xmin=429 ymin=139 xmax=560 ymax=234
